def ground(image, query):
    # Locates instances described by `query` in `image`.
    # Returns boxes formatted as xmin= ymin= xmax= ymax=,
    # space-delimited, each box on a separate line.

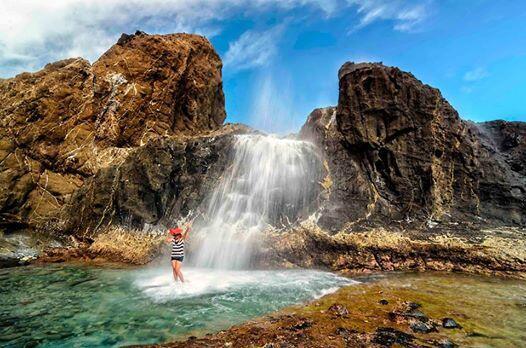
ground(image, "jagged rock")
xmin=0 ymin=32 xmax=226 ymax=231
xmin=301 ymin=62 xmax=525 ymax=230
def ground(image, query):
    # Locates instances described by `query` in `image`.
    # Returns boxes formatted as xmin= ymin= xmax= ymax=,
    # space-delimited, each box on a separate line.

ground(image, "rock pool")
xmin=0 ymin=264 xmax=354 ymax=347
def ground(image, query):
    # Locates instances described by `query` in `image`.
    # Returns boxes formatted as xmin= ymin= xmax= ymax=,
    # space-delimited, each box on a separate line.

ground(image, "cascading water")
xmin=191 ymin=134 xmax=323 ymax=269
xmin=0 ymin=134 xmax=360 ymax=348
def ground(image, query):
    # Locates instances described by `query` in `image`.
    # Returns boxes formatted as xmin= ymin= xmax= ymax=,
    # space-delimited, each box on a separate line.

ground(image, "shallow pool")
xmin=0 ymin=264 xmax=355 ymax=347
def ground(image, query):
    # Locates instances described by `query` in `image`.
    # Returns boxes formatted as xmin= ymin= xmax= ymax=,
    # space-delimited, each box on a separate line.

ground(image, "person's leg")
xmin=174 ymin=260 xmax=184 ymax=283
xmin=172 ymin=260 xmax=183 ymax=281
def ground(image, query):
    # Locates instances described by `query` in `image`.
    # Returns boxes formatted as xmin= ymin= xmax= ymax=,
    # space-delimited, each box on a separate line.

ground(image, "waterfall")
xmin=191 ymin=134 xmax=323 ymax=269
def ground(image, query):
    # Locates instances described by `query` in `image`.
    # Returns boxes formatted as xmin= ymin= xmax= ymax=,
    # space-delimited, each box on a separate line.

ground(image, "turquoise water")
xmin=0 ymin=264 xmax=355 ymax=347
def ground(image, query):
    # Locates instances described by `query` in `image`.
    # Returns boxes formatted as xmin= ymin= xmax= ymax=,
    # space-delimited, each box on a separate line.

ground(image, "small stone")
xmin=467 ymin=332 xmax=487 ymax=338
xmin=437 ymin=338 xmax=458 ymax=348
xmin=406 ymin=309 xmax=429 ymax=322
xmin=373 ymin=327 xmax=414 ymax=346
xmin=442 ymin=318 xmax=462 ymax=329
xmin=406 ymin=302 xmax=422 ymax=310
xmin=289 ymin=320 xmax=311 ymax=331
xmin=410 ymin=321 xmax=437 ymax=334
xmin=328 ymin=304 xmax=349 ymax=316
xmin=379 ymin=299 xmax=389 ymax=305
xmin=335 ymin=327 xmax=351 ymax=338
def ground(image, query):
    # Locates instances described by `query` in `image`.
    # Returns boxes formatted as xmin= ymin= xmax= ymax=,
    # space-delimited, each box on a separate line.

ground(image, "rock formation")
xmin=301 ymin=62 xmax=525 ymax=231
xmin=1 ymin=35 xmax=524 ymax=271
xmin=0 ymin=31 xmax=226 ymax=232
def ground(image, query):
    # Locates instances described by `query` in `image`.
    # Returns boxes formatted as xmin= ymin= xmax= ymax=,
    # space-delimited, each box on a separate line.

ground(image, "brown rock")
xmin=63 ymin=124 xmax=251 ymax=236
xmin=301 ymin=62 xmax=525 ymax=229
xmin=0 ymin=32 xmax=226 ymax=231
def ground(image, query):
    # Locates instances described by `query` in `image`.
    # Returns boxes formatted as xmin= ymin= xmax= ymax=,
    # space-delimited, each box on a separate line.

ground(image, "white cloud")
xmin=0 ymin=0 xmax=434 ymax=77
xmin=223 ymin=26 xmax=284 ymax=72
xmin=0 ymin=0 xmax=333 ymax=77
xmin=347 ymin=0 xmax=432 ymax=32
xmin=463 ymin=67 xmax=489 ymax=82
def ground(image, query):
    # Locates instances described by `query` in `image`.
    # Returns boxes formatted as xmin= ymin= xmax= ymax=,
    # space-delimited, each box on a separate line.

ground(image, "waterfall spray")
xmin=191 ymin=134 xmax=323 ymax=269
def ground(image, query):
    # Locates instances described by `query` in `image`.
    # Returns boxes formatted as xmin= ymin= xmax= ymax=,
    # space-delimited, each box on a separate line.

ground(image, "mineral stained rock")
xmin=0 ymin=31 xmax=226 ymax=231
xmin=301 ymin=62 xmax=526 ymax=230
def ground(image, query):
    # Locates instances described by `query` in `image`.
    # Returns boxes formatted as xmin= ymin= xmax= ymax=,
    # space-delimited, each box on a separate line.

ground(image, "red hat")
xmin=169 ymin=227 xmax=183 ymax=235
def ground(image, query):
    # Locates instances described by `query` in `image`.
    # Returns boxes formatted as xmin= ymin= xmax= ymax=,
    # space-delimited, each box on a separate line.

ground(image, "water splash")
xmin=192 ymin=134 xmax=323 ymax=269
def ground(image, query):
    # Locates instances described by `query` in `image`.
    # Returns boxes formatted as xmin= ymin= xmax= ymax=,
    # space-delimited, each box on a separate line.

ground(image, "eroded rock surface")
xmin=0 ymin=31 xmax=226 ymax=231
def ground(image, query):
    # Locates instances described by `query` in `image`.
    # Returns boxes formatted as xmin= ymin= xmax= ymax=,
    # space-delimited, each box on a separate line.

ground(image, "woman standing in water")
xmin=166 ymin=223 xmax=191 ymax=283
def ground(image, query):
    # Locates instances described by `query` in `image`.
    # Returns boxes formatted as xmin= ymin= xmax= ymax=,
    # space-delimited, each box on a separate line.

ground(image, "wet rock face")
xmin=0 ymin=31 xmax=226 ymax=230
xmin=63 ymin=125 xmax=250 ymax=236
xmin=301 ymin=62 xmax=525 ymax=229
xmin=478 ymin=120 xmax=526 ymax=176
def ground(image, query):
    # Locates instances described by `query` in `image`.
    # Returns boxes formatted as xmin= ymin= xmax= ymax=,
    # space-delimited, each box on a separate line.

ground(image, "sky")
xmin=1 ymin=0 xmax=525 ymax=133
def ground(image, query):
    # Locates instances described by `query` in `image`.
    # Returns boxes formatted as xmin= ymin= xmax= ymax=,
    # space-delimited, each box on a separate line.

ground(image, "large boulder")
xmin=301 ymin=62 xmax=525 ymax=230
xmin=0 ymin=32 xmax=226 ymax=231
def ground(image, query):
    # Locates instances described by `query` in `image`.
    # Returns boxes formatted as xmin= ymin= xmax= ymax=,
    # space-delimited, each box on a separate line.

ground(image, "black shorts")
xmin=171 ymin=256 xmax=184 ymax=262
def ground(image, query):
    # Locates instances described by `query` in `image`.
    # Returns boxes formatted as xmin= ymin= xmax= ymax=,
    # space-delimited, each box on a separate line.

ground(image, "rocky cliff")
xmin=1 ymin=35 xmax=524 ymax=272
xmin=0 ymin=31 xmax=226 ymax=232
xmin=301 ymin=62 xmax=525 ymax=231
xmin=282 ymin=62 xmax=526 ymax=277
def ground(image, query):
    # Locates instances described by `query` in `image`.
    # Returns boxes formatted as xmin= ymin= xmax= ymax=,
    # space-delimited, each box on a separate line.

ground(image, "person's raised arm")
xmin=183 ymin=223 xmax=192 ymax=240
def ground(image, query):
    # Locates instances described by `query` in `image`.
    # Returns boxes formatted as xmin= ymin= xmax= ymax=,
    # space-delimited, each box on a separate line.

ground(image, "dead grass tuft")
xmin=89 ymin=226 xmax=165 ymax=264
xmin=337 ymin=228 xmax=413 ymax=250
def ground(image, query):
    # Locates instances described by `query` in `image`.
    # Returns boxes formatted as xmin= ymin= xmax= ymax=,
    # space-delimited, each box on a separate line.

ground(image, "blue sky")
xmin=1 ymin=0 xmax=525 ymax=133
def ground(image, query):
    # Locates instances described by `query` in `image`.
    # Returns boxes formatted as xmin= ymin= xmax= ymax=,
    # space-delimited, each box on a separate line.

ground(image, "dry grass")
xmin=481 ymin=235 xmax=526 ymax=261
xmin=89 ymin=226 xmax=165 ymax=264
xmin=431 ymin=234 xmax=472 ymax=249
xmin=336 ymin=228 xmax=413 ymax=250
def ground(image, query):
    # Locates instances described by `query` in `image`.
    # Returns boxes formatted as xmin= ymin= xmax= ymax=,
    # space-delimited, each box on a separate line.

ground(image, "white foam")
xmin=133 ymin=267 xmax=358 ymax=303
